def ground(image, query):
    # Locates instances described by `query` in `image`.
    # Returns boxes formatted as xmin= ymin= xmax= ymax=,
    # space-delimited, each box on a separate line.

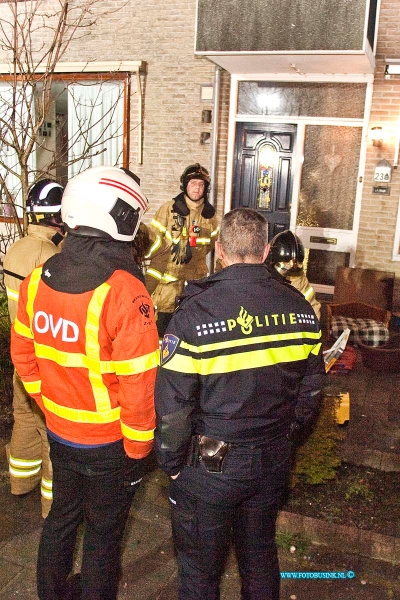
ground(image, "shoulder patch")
xmin=161 ymin=334 xmax=180 ymax=365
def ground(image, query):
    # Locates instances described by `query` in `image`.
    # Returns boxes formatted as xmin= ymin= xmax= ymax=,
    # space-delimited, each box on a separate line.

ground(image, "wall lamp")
xmin=385 ymin=59 xmax=400 ymax=79
xmin=370 ymin=126 xmax=383 ymax=147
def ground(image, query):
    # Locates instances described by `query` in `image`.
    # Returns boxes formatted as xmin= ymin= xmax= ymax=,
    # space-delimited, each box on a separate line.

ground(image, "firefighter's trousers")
xmin=8 ymin=371 xmax=52 ymax=518
xmin=169 ymin=436 xmax=292 ymax=600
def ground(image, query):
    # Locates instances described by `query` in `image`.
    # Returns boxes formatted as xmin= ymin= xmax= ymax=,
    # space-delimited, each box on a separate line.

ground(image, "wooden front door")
xmin=232 ymin=123 xmax=296 ymax=240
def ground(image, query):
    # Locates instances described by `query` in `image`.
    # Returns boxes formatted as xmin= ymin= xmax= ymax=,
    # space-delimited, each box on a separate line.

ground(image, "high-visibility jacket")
xmin=155 ymin=263 xmax=326 ymax=476
xmin=145 ymin=194 xmax=219 ymax=314
xmin=11 ymin=266 xmax=160 ymax=459
xmin=4 ymin=224 xmax=63 ymax=323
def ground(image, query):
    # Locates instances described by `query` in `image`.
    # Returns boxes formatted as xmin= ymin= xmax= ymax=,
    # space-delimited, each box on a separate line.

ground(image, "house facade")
xmin=2 ymin=0 xmax=400 ymax=307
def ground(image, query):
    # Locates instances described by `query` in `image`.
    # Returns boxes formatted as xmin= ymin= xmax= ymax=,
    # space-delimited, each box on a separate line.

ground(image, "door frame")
xmin=225 ymin=73 xmax=374 ymax=293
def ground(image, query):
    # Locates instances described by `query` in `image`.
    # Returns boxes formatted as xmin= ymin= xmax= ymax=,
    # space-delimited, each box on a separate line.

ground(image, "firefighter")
xmin=155 ymin=208 xmax=325 ymax=600
xmin=267 ymin=229 xmax=321 ymax=320
xmin=145 ymin=163 xmax=220 ymax=337
xmin=11 ymin=166 xmax=159 ymax=600
xmin=3 ymin=179 xmax=64 ymax=519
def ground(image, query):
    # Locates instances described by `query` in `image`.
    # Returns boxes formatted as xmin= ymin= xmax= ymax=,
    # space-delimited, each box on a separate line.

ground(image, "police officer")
xmin=145 ymin=163 xmax=219 ymax=337
xmin=155 ymin=208 xmax=325 ymax=600
xmin=11 ymin=166 xmax=159 ymax=600
xmin=4 ymin=179 xmax=64 ymax=518
xmin=267 ymin=229 xmax=321 ymax=320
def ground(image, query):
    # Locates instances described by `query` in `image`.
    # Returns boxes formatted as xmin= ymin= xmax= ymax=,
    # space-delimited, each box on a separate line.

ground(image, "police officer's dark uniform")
xmin=155 ymin=257 xmax=325 ymax=600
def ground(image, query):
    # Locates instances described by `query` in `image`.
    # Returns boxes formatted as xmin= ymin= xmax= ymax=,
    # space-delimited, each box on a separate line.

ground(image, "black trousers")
xmin=169 ymin=436 xmax=292 ymax=600
xmin=37 ymin=438 xmax=141 ymax=600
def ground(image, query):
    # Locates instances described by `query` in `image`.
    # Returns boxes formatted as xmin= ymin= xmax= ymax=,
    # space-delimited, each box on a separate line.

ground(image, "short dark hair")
xmin=219 ymin=208 xmax=268 ymax=261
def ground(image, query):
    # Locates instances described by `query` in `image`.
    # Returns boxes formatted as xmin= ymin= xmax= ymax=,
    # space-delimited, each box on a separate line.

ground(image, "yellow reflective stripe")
xmin=9 ymin=454 xmax=42 ymax=477
xmin=145 ymin=235 xmax=162 ymax=258
xmin=85 ymin=283 xmax=112 ymax=413
xmin=34 ymin=343 xmax=160 ymax=375
xmin=10 ymin=455 xmax=42 ymax=468
xmin=42 ymin=395 xmax=121 ymax=423
xmin=41 ymin=477 xmax=53 ymax=499
xmin=23 ymin=379 xmax=41 ymax=394
xmin=211 ymin=227 xmax=220 ymax=237
xmin=165 ymin=230 xmax=174 ymax=242
xmin=113 ymin=349 xmax=160 ymax=375
xmin=303 ymin=287 xmax=314 ymax=301
xmin=41 ymin=477 xmax=52 ymax=490
xmin=147 ymin=268 xmax=178 ymax=283
xmin=151 ymin=219 xmax=167 ymax=234
xmin=121 ymin=421 xmax=154 ymax=442
xmin=9 ymin=465 xmax=42 ymax=477
xmin=34 ymin=343 xmax=109 ymax=371
xmin=6 ymin=286 xmax=19 ymax=302
xmin=26 ymin=267 xmax=42 ymax=329
xmin=196 ymin=237 xmax=211 ymax=244
xmin=163 ymin=343 xmax=321 ymax=376
xmin=146 ymin=267 xmax=163 ymax=281
xmin=180 ymin=330 xmax=321 ymax=354
xmin=161 ymin=273 xmax=178 ymax=283
xmin=14 ymin=317 xmax=34 ymax=339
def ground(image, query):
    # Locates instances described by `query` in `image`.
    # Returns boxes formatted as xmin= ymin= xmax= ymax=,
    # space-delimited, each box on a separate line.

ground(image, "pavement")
xmin=0 ymin=350 xmax=400 ymax=599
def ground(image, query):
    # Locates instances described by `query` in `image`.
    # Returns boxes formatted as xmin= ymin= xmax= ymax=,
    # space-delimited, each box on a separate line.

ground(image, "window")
xmin=0 ymin=62 xmax=142 ymax=218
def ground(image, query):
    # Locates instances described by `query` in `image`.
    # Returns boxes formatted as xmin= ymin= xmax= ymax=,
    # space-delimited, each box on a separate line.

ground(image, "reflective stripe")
xmin=163 ymin=343 xmax=322 ymax=376
xmin=165 ymin=230 xmax=174 ymax=242
xmin=303 ymin=286 xmax=314 ymax=301
xmin=14 ymin=317 xmax=34 ymax=339
xmin=151 ymin=219 xmax=166 ymax=234
xmin=42 ymin=395 xmax=121 ymax=423
xmin=34 ymin=343 xmax=160 ymax=375
xmin=6 ymin=286 xmax=19 ymax=302
xmin=180 ymin=330 xmax=322 ymax=354
xmin=41 ymin=477 xmax=53 ymax=500
xmin=23 ymin=380 xmax=41 ymax=394
xmin=85 ymin=284 xmax=112 ymax=413
xmin=211 ymin=227 xmax=220 ymax=238
xmin=9 ymin=465 xmax=42 ymax=478
xmin=9 ymin=455 xmax=42 ymax=478
xmin=196 ymin=237 xmax=211 ymax=245
xmin=121 ymin=421 xmax=154 ymax=442
xmin=113 ymin=349 xmax=160 ymax=375
xmin=146 ymin=267 xmax=162 ymax=281
xmin=26 ymin=267 xmax=43 ymax=328
xmin=10 ymin=455 xmax=42 ymax=468
xmin=146 ymin=268 xmax=178 ymax=283
xmin=145 ymin=235 xmax=162 ymax=258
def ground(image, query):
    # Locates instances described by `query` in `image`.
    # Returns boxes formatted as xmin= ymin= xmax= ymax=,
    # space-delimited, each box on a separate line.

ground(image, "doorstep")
xmin=277 ymin=510 xmax=400 ymax=564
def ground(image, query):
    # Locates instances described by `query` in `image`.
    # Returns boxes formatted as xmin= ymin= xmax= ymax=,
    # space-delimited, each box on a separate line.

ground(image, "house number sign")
xmin=374 ymin=160 xmax=392 ymax=183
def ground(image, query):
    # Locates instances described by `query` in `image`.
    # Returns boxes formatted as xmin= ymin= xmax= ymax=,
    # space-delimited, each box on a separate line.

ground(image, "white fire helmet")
xmin=61 ymin=166 xmax=149 ymax=242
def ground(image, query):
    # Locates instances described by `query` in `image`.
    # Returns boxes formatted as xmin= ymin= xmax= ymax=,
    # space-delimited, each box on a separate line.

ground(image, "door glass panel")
xmin=298 ymin=125 xmax=362 ymax=230
xmin=257 ymin=145 xmax=276 ymax=209
xmin=238 ymin=82 xmax=366 ymax=119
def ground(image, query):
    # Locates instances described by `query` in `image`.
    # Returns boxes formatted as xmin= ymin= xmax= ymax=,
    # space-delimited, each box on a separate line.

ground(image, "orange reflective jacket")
xmin=11 ymin=267 xmax=160 ymax=459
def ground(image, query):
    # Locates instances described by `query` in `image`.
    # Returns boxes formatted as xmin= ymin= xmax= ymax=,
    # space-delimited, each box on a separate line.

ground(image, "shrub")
xmin=290 ymin=394 xmax=344 ymax=486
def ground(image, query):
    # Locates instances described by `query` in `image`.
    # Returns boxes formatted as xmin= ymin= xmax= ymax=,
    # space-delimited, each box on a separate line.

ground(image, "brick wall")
xmin=358 ymin=0 xmax=400 ymax=308
xmin=3 ymin=0 xmax=400 ymax=309
xmin=63 ymin=0 xmax=223 ymax=221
